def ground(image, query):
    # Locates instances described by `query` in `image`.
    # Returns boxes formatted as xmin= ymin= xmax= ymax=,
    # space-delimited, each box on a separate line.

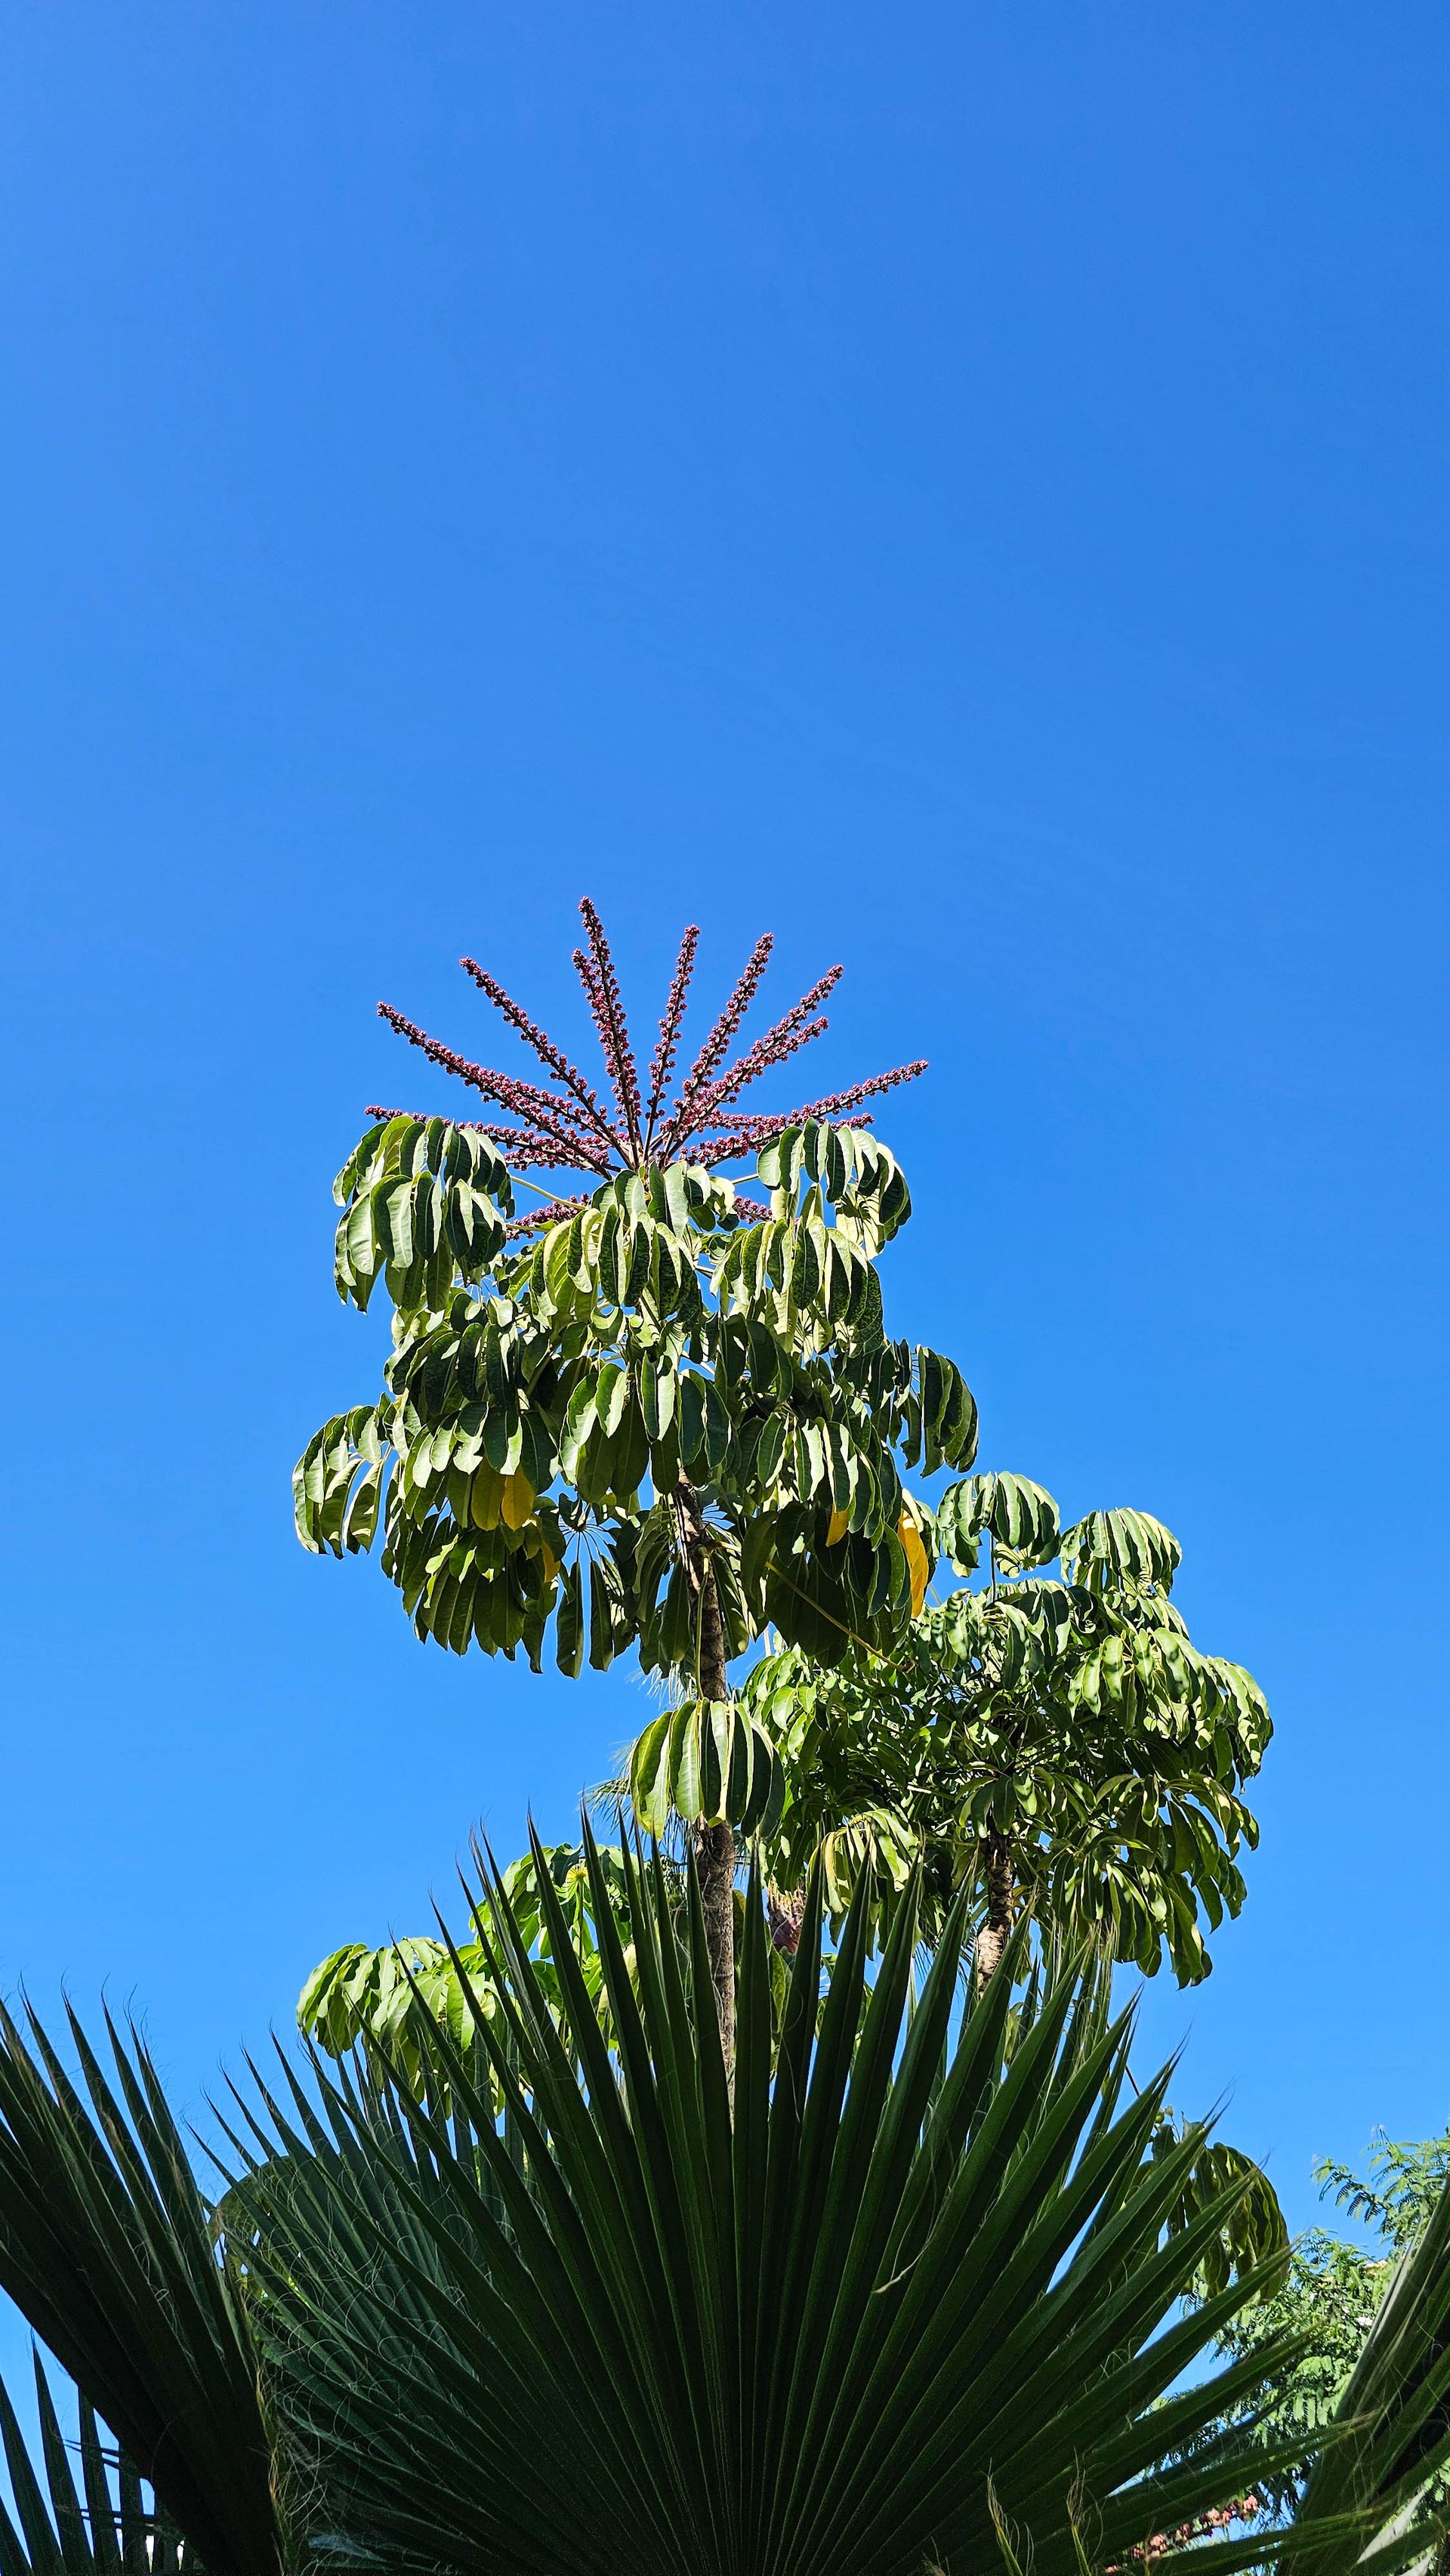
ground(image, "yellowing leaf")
xmin=500 ymin=1471 xmax=536 ymax=1532
xmin=826 ymin=1509 xmax=850 ymax=1547
xmin=899 ymin=1515 xmax=929 ymax=1617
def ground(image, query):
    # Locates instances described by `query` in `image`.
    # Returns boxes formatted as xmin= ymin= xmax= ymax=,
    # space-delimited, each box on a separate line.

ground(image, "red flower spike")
xmin=504 ymin=1194 xmax=596 ymax=1237
xmin=643 ymin=923 xmax=700 ymax=1147
xmin=683 ymin=964 xmax=844 ymax=1132
xmin=375 ymin=1005 xmax=614 ymax=1170
xmin=578 ymin=898 xmax=643 ymax=1150
xmin=459 ymin=956 xmax=619 ymax=1148
xmin=663 ymin=932 xmax=774 ymax=1147
xmin=365 ymin=1108 xmax=603 ymax=1169
xmin=711 ymin=1061 xmax=927 ymax=1149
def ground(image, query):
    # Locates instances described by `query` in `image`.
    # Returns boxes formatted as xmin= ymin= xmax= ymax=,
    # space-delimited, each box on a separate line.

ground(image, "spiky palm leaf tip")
xmin=368 ymin=900 xmax=927 ymax=1232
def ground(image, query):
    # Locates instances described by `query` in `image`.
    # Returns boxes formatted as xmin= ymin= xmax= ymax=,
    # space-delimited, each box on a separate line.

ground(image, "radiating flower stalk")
xmin=370 ymin=899 xmax=926 ymax=1226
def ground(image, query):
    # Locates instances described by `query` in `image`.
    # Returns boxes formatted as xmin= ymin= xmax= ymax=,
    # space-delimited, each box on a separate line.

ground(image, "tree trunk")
xmin=673 ymin=1476 xmax=736 ymax=2074
xmin=973 ymin=1833 xmax=1016 ymax=1991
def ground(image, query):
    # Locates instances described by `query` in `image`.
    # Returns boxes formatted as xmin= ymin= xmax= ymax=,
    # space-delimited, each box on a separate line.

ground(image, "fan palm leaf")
xmin=0 ymin=1999 xmax=285 ymax=2576
xmin=231 ymin=1825 xmax=1304 ymax=2576
xmin=4 ymin=1843 xmax=1450 ymax=2576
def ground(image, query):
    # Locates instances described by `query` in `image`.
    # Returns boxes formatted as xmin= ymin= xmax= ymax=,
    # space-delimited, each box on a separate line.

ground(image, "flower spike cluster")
xmin=373 ymin=900 xmax=927 ymax=1219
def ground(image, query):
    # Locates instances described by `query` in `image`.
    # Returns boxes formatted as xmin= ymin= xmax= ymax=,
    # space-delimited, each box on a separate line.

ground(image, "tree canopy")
xmin=295 ymin=907 xmax=970 ymax=1678
xmin=657 ymin=1470 xmax=1271 ymax=1985
xmin=294 ymin=907 xmax=976 ymax=2052
xmin=1215 ymin=2124 xmax=1450 ymax=2516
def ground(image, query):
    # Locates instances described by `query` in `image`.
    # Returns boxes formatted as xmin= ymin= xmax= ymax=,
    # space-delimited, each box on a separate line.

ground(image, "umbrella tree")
xmin=295 ymin=906 xmax=976 ymax=2056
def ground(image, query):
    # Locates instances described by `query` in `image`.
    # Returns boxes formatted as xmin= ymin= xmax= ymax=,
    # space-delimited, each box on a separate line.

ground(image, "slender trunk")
xmin=973 ymin=1833 xmax=1016 ymax=1991
xmin=673 ymin=1476 xmax=736 ymax=2073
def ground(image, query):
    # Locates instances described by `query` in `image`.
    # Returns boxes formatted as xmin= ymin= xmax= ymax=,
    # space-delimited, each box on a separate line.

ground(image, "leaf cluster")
xmin=295 ymin=1117 xmax=976 ymax=1677
xmin=735 ymin=1471 xmax=1271 ymax=1983
xmin=1215 ymin=2127 xmax=1450 ymax=2519
xmin=297 ymin=1841 xmax=650 ymax=2107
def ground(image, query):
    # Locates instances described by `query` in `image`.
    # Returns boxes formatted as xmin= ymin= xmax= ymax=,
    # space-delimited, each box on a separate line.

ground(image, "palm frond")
xmin=231 ymin=1825 xmax=1302 ymax=2576
xmin=8 ymin=1843 xmax=1450 ymax=2576
xmin=0 ymin=2000 xmax=285 ymax=2576
xmin=0 ymin=2349 xmax=193 ymax=2574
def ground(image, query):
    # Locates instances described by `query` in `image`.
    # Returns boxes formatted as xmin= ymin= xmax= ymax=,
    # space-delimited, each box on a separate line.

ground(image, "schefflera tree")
xmin=683 ymin=1472 xmax=1272 ymax=1988
xmin=295 ymin=904 xmax=976 ymax=2059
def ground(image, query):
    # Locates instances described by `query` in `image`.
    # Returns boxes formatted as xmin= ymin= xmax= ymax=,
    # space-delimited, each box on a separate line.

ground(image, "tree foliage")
xmin=1216 ymin=2127 xmax=1450 ymax=2518
xmin=296 ymin=1111 xmax=974 ymax=1676
xmin=295 ymin=916 xmax=972 ymax=1683
xmin=654 ymin=1470 xmax=1271 ymax=1985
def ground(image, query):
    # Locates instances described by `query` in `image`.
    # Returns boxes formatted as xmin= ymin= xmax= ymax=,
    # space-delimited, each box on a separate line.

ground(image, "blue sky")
xmin=3 ymin=0 xmax=1448 ymax=2281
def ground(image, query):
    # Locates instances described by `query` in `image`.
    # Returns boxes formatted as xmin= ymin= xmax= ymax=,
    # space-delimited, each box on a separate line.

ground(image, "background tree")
xmin=297 ymin=1837 xmax=651 ymax=2108
xmin=629 ymin=1469 xmax=1270 ymax=1987
xmin=295 ymin=904 xmax=976 ymax=2059
xmin=1212 ymin=2124 xmax=1450 ymax=2519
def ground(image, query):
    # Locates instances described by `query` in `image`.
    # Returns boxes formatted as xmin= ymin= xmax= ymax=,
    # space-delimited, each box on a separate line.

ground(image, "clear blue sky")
xmin=3 ymin=0 xmax=1448 ymax=2269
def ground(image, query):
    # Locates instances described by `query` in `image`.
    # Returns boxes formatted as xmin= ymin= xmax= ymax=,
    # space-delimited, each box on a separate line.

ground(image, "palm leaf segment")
xmin=0 ymin=2352 xmax=191 ymax=2574
xmin=0 ymin=1998 xmax=285 ymax=2576
xmin=295 ymin=910 xmax=976 ymax=1678
xmin=230 ymin=1827 xmax=1319 ymax=2576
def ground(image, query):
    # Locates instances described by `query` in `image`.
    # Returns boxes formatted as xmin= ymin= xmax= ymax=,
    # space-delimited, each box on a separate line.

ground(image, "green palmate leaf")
xmin=938 ymin=1472 xmax=1061 ymax=1572
xmin=628 ymin=1700 xmax=778 ymax=1836
xmin=332 ymin=1117 xmax=514 ymax=1314
xmin=720 ymin=1476 xmax=1270 ymax=1986
xmin=1155 ymin=2123 xmax=1293 ymax=2303
xmin=1060 ymin=1506 xmax=1182 ymax=1595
